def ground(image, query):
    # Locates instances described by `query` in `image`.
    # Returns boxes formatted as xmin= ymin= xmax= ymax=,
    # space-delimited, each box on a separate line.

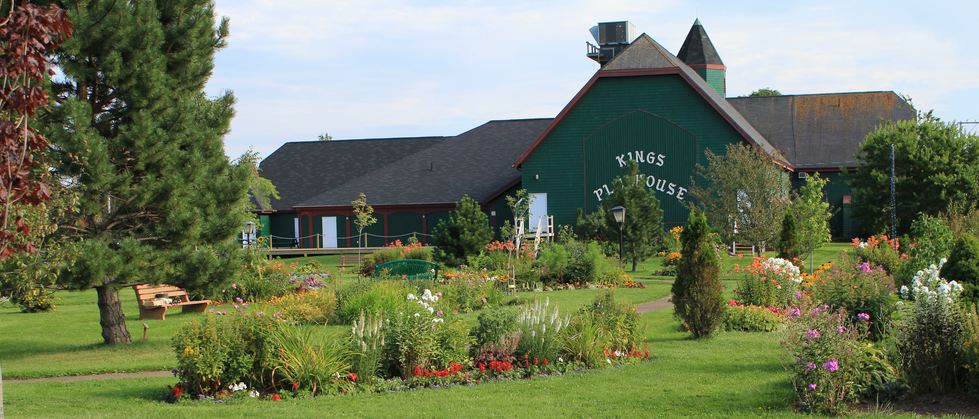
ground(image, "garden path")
xmin=635 ymin=295 xmax=672 ymax=313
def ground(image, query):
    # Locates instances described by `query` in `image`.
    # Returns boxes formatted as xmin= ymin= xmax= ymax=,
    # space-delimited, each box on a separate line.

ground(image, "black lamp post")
xmin=611 ymin=205 xmax=625 ymax=268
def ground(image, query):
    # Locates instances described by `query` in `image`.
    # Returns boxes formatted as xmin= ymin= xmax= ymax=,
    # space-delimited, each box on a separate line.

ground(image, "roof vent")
xmin=586 ymin=21 xmax=637 ymax=66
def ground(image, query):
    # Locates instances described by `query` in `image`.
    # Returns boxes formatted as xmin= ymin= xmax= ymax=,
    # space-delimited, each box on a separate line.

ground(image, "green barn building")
xmin=258 ymin=19 xmax=914 ymax=248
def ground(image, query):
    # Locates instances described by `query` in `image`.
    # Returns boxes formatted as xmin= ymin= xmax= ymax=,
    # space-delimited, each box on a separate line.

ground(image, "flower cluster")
xmin=413 ymin=362 xmax=465 ymax=378
xmin=899 ymin=259 xmax=963 ymax=304
xmin=761 ymin=257 xmax=804 ymax=284
xmin=850 ymin=234 xmax=900 ymax=251
xmin=407 ymin=289 xmax=445 ymax=323
xmin=485 ymin=240 xmax=516 ymax=252
xmin=477 ymin=360 xmax=514 ymax=374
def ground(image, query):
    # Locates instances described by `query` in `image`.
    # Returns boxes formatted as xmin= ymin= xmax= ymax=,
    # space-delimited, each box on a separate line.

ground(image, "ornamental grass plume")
xmin=350 ymin=311 xmax=384 ymax=384
xmin=516 ymin=298 xmax=568 ymax=362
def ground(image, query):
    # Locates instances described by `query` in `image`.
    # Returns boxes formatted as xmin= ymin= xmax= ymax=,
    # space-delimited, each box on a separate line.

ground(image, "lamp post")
xmin=611 ymin=205 xmax=625 ymax=268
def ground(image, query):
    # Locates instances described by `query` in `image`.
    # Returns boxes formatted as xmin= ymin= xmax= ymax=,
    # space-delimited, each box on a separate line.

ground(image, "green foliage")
xmin=782 ymin=303 xmax=862 ymax=415
xmin=733 ymin=259 xmax=803 ymax=309
xmin=269 ymin=290 xmax=337 ymax=325
xmin=49 ymin=0 xmax=249 ymax=344
xmin=578 ymin=291 xmax=644 ymax=352
xmin=471 ymin=307 xmax=518 ymax=349
xmin=897 ymin=214 xmax=954 ymax=285
xmin=349 ymin=311 xmax=385 ymax=384
xmin=749 ymin=88 xmax=781 ymax=97
xmin=603 ymin=161 xmax=665 ymax=271
xmin=672 ymin=209 xmax=724 ymax=338
xmin=351 ymin=193 xmax=377 ymax=248
xmin=722 ymin=304 xmax=783 ymax=332
xmin=853 ymin=235 xmax=905 ymax=276
xmin=516 ymin=298 xmax=568 ymax=362
xmin=11 ymin=287 xmax=57 ymax=313
xmin=897 ymin=291 xmax=967 ymax=393
xmin=945 ymin=204 xmax=979 ymax=239
xmin=437 ymin=274 xmax=503 ymax=313
xmin=561 ymin=312 xmax=606 ymax=367
xmin=940 ymin=234 xmax=979 ymax=301
xmin=236 ymin=149 xmax=280 ymax=211
xmin=693 ymin=143 xmax=790 ymax=251
xmin=433 ymin=195 xmax=493 ymax=267
xmin=852 ymin=341 xmax=903 ymax=401
xmin=335 ymin=280 xmax=414 ymax=324
xmin=359 ymin=242 xmax=432 ymax=276
xmin=810 ymin=259 xmax=896 ymax=341
xmin=501 ymin=188 xmax=530 ymax=242
xmin=433 ymin=319 xmax=472 ymax=369
xmin=778 ymin=211 xmax=800 ymax=260
xmin=538 ymin=243 xmax=570 ymax=282
xmin=224 ymin=250 xmax=293 ymax=302
xmin=273 ymin=326 xmax=351 ymax=396
xmin=564 ymin=239 xmax=611 ymax=284
xmin=381 ymin=311 xmax=467 ymax=378
xmin=961 ymin=304 xmax=979 ymax=398
xmin=172 ymin=312 xmax=283 ymax=395
xmin=850 ymin=113 xmax=979 ymax=234
xmin=792 ymin=173 xmax=832 ymax=256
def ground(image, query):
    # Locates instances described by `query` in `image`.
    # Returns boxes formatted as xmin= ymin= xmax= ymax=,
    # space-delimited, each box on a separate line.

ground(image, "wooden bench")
xmin=338 ymin=255 xmax=363 ymax=268
xmin=373 ymin=259 xmax=439 ymax=280
xmin=132 ymin=284 xmax=210 ymax=320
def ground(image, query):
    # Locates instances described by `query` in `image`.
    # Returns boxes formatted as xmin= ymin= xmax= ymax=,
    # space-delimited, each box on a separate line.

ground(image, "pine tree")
xmin=45 ymin=1 xmax=247 ymax=344
xmin=671 ymin=208 xmax=724 ymax=338
xmin=433 ymin=195 xmax=492 ymax=267
xmin=778 ymin=210 xmax=800 ymax=260
xmin=605 ymin=161 xmax=665 ymax=272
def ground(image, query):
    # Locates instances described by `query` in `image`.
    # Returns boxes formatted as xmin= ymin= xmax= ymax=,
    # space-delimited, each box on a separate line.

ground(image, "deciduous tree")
xmin=792 ymin=173 xmax=832 ymax=257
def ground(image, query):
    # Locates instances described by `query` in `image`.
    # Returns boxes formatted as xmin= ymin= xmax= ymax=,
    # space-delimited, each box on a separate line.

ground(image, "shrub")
xmin=12 ymin=286 xmax=56 ymax=312
xmin=778 ymin=210 xmax=800 ymax=260
xmin=734 ymin=257 xmax=804 ymax=308
xmin=359 ymin=240 xmax=432 ymax=276
xmin=269 ymin=290 xmax=337 ymax=325
xmin=381 ymin=289 xmax=463 ymax=378
xmin=852 ymin=341 xmax=903 ymax=401
xmin=782 ymin=302 xmax=863 ymax=415
xmin=334 ymin=280 xmax=414 ymax=324
xmin=538 ymin=242 xmax=570 ymax=283
xmin=433 ymin=318 xmax=472 ymax=368
xmin=940 ymin=234 xmax=979 ymax=301
xmin=810 ymin=256 xmax=896 ymax=341
xmin=472 ymin=307 xmax=518 ymax=349
xmin=273 ymin=326 xmax=351 ymax=396
xmin=172 ymin=311 xmax=283 ymax=395
xmin=349 ymin=311 xmax=385 ymax=384
xmin=564 ymin=239 xmax=607 ymax=283
xmin=516 ymin=298 xmax=568 ymax=362
xmin=472 ymin=332 xmax=520 ymax=366
xmin=467 ymin=241 xmax=513 ymax=272
xmin=851 ymin=234 xmax=906 ymax=276
xmin=723 ymin=303 xmax=783 ymax=332
xmin=672 ymin=208 xmax=725 ymax=338
xmin=432 ymin=195 xmax=493 ymax=267
xmin=594 ymin=263 xmax=629 ymax=288
xmin=897 ymin=261 xmax=967 ymax=393
xmin=896 ymin=215 xmax=954 ymax=285
xmin=224 ymin=254 xmax=293 ymax=302
xmin=961 ymin=304 xmax=979 ymax=398
xmin=579 ymin=291 xmax=643 ymax=352
xmin=437 ymin=273 xmax=503 ymax=313
xmin=561 ymin=311 xmax=606 ymax=367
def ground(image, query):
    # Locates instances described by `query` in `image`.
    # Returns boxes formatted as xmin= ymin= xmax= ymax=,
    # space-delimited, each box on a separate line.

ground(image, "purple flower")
xmin=823 ymin=359 xmax=839 ymax=373
xmin=436 ymin=310 xmax=444 ymax=316
xmin=794 ymin=291 xmax=803 ymax=299
xmin=837 ymin=325 xmax=847 ymax=334
xmin=810 ymin=307 xmax=822 ymax=316
xmin=436 ymin=292 xmax=443 ymax=298
xmin=790 ymin=308 xmax=801 ymax=317
xmin=857 ymin=312 xmax=871 ymax=322
xmin=234 ymin=297 xmax=244 ymax=303
xmin=807 ymin=383 xmax=817 ymax=391
xmin=805 ymin=362 xmax=816 ymax=372
xmin=805 ymin=329 xmax=821 ymax=339
xmin=857 ymin=262 xmax=872 ymax=273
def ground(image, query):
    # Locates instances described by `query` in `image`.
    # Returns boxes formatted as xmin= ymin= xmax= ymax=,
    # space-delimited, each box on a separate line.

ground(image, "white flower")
xmin=407 ymin=293 xmax=417 ymax=301
xmin=427 ymin=306 xmax=434 ymax=314
xmin=413 ymin=312 xmax=420 ymax=317
xmin=432 ymin=318 xmax=444 ymax=323
xmin=248 ymin=390 xmax=259 ymax=398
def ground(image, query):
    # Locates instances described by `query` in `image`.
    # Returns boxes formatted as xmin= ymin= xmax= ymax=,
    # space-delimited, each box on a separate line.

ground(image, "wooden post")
xmin=142 ymin=322 xmax=149 ymax=342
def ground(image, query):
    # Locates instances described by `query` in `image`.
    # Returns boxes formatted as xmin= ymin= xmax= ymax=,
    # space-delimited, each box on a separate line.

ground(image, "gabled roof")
xmin=296 ymin=119 xmax=552 ymax=208
xmin=728 ymin=92 xmax=915 ymax=169
xmin=514 ymin=34 xmax=789 ymax=168
xmin=677 ymin=19 xmax=724 ymax=67
xmin=259 ymin=136 xmax=446 ymax=211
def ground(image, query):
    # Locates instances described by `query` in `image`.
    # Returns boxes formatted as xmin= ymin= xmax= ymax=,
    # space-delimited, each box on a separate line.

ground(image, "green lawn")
xmin=3 ymin=242 xmax=896 ymax=417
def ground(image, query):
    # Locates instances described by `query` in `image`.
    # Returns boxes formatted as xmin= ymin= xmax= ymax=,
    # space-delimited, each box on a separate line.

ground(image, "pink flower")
xmin=823 ymin=359 xmax=839 ymax=373
xmin=837 ymin=325 xmax=847 ymax=334
xmin=804 ymin=362 xmax=816 ymax=372
xmin=790 ymin=308 xmax=801 ymax=317
xmin=807 ymin=383 xmax=817 ymax=391
xmin=436 ymin=310 xmax=443 ymax=316
xmin=794 ymin=291 xmax=803 ymax=299
xmin=805 ymin=329 xmax=821 ymax=339
xmin=857 ymin=312 xmax=871 ymax=322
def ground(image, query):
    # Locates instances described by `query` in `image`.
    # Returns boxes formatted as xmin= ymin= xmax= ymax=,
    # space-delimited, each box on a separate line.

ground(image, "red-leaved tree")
xmin=0 ymin=3 xmax=71 ymax=259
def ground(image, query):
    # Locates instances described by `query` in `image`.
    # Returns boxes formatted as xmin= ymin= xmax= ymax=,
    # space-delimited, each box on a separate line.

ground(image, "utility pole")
xmin=889 ymin=144 xmax=897 ymax=238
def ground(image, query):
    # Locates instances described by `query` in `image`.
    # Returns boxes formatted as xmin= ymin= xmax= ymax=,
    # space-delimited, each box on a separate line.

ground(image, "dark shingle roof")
xmin=259 ymin=136 xmax=446 ymax=210
xmin=296 ymin=119 xmax=551 ymax=208
xmin=677 ymin=18 xmax=724 ymax=67
xmin=728 ymin=92 xmax=915 ymax=169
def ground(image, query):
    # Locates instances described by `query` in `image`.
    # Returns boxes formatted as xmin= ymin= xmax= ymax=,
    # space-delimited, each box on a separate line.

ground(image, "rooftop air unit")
xmin=586 ymin=21 xmax=638 ymax=66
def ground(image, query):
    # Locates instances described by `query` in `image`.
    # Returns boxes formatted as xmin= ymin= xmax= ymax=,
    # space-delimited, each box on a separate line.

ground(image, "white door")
xmin=528 ymin=193 xmax=547 ymax=232
xmin=293 ymin=217 xmax=300 ymax=247
xmin=321 ymin=216 xmax=338 ymax=248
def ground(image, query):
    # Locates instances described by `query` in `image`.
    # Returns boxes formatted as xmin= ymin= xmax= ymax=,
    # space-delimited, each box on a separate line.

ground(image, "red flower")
xmin=414 ymin=366 xmax=422 ymax=377
xmin=533 ymin=357 xmax=539 ymax=365
xmin=349 ymin=373 xmax=358 ymax=382
xmin=524 ymin=354 xmax=530 ymax=360
xmin=271 ymin=394 xmax=281 ymax=401
xmin=542 ymin=358 xmax=549 ymax=366
xmin=291 ymin=382 xmax=299 ymax=390
xmin=479 ymin=362 xmax=486 ymax=373
xmin=171 ymin=384 xmax=184 ymax=399
xmin=727 ymin=299 xmax=738 ymax=307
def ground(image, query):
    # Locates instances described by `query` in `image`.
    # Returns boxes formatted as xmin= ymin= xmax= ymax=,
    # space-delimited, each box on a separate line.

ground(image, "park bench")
xmin=373 ymin=259 xmax=439 ymax=280
xmin=132 ymin=284 xmax=210 ymax=320
xmin=338 ymin=255 xmax=363 ymax=268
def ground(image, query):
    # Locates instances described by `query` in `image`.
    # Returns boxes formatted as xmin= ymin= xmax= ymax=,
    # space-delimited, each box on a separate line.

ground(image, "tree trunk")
xmin=96 ymin=285 xmax=131 ymax=345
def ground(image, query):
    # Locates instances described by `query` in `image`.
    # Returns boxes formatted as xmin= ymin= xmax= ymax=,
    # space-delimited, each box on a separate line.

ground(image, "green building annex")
xmin=257 ymin=20 xmax=913 ymax=248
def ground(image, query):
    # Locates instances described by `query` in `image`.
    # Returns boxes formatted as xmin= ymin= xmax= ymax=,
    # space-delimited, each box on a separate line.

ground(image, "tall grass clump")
xmin=349 ymin=311 xmax=384 ymax=384
xmin=516 ymin=298 xmax=568 ymax=362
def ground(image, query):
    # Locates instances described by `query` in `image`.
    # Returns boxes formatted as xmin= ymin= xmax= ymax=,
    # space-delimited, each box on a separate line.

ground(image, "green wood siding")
xmin=697 ymin=68 xmax=726 ymax=96
xmin=792 ymin=172 xmax=858 ymax=240
xmin=388 ymin=212 xmax=425 ymax=244
xmin=268 ymin=213 xmax=297 ymax=247
xmin=521 ymin=75 xmax=745 ymax=229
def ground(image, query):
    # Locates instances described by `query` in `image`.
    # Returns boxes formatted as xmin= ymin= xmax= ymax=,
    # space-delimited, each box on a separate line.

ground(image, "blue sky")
xmin=207 ymin=0 xmax=979 ymax=159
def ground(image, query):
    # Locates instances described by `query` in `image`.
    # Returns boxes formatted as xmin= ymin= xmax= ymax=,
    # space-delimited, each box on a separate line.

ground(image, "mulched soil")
xmin=858 ymin=392 xmax=979 ymax=417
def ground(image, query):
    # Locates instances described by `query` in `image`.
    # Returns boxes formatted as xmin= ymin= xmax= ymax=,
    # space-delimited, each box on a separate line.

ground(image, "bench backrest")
xmin=133 ymin=284 xmax=191 ymax=305
xmin=374 ymin=259 xmax=439 ymax=279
